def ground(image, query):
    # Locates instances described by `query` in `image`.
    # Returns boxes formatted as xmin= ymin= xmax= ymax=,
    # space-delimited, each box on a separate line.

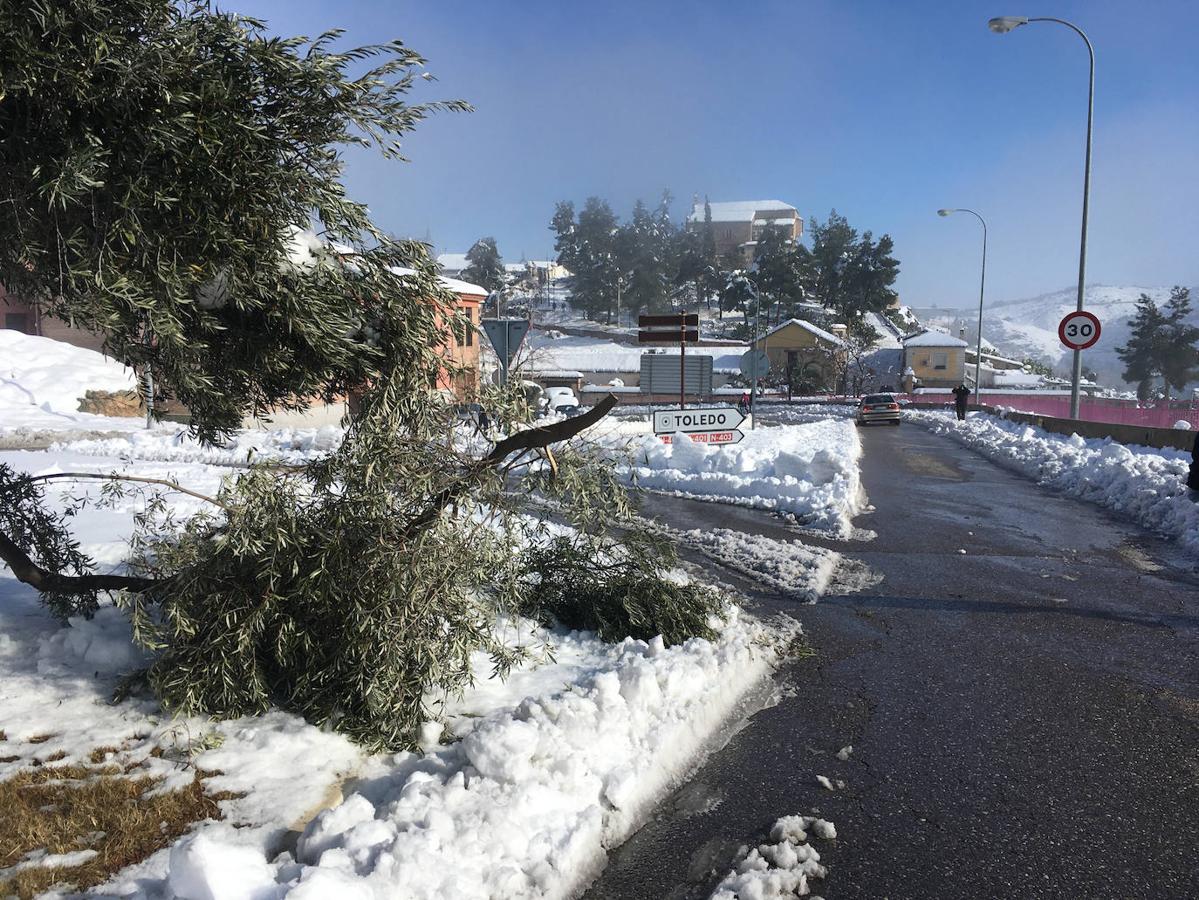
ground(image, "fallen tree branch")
xmin=28 ymin=472 xmax=226 ymax=509
xmin=0 ymin=530 xmax=159 ymax=595
xmin=401 ymin=395 xmax=619 ymax=539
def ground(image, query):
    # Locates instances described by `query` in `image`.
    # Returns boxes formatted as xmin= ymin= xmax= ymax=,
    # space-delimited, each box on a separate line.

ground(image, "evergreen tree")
xmin=618 ymin=192 xmax=675 ymax=317
xmin=1117 ymin=294 xmax=1169 ymax=397
xmin=461 ymin=237 xmax=506 ymax=292
xmin=805 ymin=210 xmax=900 ymax=327
xmin=549 ymin=197 xmax=621 ymax=321
xmin=700 ymin=198 xmax=723 ymax=318
xmin=752 ymin=225 xmax=801 ymax=326
xmin=1161 ymin=286 xmax=1199 ymax=396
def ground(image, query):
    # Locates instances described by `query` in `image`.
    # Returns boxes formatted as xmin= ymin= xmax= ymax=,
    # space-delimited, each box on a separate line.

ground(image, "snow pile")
xmin=163 ymin=610 xmax=784 ymax=900
xmin=620 ymin=420 xmax=864 ymax=537
xmin=709 ymin=814 xmax=836 ymax=899
xmin=0 ymin=330 xmax=141 ymax=431
xmin=671 ymin=527 xmax=840 ymax=601
xmin=909 ymin=411 xmax=1199 ymax=555
xmin=57 ymin=424 xmax=343 ymax=466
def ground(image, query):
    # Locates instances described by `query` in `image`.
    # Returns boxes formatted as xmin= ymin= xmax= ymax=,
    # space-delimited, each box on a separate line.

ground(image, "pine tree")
xmin=461 ymin=237 xmax=506 ymax=292
xmin=1162 ymin=286 xmax=1199 ymax=398
xmin=1117 ymin=294 xmax=1168 ymax=396
xmin=805 ymin=210 xmax=900 ymax=328
xmin=752 ymin=225 xmax=801 ymax=326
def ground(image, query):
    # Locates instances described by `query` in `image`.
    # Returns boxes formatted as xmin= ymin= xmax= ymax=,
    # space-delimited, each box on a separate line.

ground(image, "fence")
xmin=899 ymin=391 xmax=1199 ymax=430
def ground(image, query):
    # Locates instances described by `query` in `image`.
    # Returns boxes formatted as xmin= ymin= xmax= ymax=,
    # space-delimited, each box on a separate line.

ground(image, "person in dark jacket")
xmin=1188 ymin=431 xmax=1199 ymax=497
xmin=952 ymin=383 xmax=971 ymax=421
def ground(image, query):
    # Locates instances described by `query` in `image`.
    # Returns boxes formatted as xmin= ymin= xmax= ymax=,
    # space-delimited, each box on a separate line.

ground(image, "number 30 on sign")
xmin=1058 ymin=311 xmax=1101 ymax=351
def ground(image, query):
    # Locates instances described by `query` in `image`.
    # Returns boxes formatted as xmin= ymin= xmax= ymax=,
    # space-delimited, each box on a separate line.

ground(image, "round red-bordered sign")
xmin=1058 ymin=311 xmax=1101 ymax=351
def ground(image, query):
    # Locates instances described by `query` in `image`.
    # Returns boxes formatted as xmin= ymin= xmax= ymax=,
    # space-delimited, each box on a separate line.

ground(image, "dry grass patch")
xmin=0 ymin=762 xmax=238 ymax=899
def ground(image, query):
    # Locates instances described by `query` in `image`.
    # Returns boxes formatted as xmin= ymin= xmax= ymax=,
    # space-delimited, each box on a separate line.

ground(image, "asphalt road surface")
xmin=584 ymin=420 xmax=1199 ymax=900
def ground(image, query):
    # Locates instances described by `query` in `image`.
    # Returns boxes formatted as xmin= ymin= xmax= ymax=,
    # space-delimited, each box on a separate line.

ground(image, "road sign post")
xmin=639 ymin=314 xmax=700 ymax=409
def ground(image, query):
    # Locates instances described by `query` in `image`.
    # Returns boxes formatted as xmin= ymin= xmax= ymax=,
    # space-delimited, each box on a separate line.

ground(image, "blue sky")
xmin=229 ymin=0 xmax=1199 ymax=309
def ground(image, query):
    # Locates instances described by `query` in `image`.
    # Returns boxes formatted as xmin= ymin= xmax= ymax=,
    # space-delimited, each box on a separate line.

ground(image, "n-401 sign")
xmin=653 ymin=407 xmax=746 ymax=435
xmin=1058 ymin=311 xmax=1101 ymax=351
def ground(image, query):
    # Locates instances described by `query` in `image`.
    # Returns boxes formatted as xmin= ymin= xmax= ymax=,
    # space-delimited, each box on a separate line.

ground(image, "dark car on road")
xmin=857 ymin=393 xmax=901 ymax=426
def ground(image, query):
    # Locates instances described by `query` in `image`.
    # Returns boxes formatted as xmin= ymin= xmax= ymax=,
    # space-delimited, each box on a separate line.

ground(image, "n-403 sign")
xmin=1058 ymin=311 xmax=1101 ymax=351
xmin=653 ymin=407 xmax=746 ymax=435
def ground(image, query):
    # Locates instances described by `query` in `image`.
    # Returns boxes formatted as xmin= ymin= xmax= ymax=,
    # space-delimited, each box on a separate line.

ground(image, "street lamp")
xmin=937 ymin=208 xmax=987 ymax=406
xmin=747 ymin=265 xmax=762 ymax=430
xmin=989 ymin=14 xmax=1094 ymax=419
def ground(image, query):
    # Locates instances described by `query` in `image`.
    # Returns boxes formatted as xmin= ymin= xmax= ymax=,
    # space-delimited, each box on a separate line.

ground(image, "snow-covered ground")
xmin=907 ymin=410 xmax=1199 ymax=556
xmin=0 ymin=330 xmax=149 ymax=436
xmin=0 ymin=419 xmax=815 ymax=898
xmin=605 ymin=418 xmax=864 ymax=538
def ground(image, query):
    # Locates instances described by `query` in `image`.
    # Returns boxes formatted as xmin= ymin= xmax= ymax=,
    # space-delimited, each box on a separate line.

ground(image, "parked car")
xmin=857 ymin=393 xmax=901 ymax=426
xmin=542 ymin=387 xmax=578 ymax=413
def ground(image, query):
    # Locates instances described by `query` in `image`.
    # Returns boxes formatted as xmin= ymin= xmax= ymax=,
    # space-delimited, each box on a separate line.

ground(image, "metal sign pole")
xmin=679 ymin=319 xmax=686 ymax=411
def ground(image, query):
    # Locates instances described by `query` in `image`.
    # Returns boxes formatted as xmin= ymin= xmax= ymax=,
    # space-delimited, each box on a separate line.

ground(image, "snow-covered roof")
xmin=759 ymin=318 xmax=845 ymax=347
xmin=436 ymin=252 xmax=469 ymax=271
xmin=687 ymin=200 xmax=798 ymax=224
xmin=902 ymin=329 xmax=968 ymax=348
xmin=389 ymin=266 xmax=488 ymax=298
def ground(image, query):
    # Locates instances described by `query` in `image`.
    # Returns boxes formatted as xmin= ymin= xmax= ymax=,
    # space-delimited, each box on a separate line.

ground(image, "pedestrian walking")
xmin=1188 ymin=431 xmax=1199 ymax=499
xmin=737 ymin=391 xmax=750 ymax=416
xmin=476 ymin=407 xmax=490 ymax=439
xmin=952 ymin=383 xmax=971 ymax=421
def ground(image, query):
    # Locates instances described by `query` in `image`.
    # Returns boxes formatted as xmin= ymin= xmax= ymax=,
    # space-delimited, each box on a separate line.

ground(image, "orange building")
xmin=433 ymin=274 xmax=487 ymax=398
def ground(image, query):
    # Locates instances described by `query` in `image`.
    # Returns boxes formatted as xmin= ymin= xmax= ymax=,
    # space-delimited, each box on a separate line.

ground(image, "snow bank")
xmin=708 ymin=814 xmax=836 ymax=899
xmin=56 ymin=424 xmax=344 ymax=466
xmin=1 ymin=441 xmax=798 ymax=899
xmin=909 ymin=410 xmax=1199 ymax=555
xmin=0 ymin=330 xmax=141 ymax=431
xmin=162 ymin=610 xmax=786 ymax=900
xmin=619 ymin=420 xmax=864 ymax=538
xmin=670 ymin=527 xmax=840 ymax=601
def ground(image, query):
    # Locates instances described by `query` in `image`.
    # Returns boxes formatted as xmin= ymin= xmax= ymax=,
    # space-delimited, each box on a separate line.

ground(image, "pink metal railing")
xmin=900 ymin=392 xmax=1199 ymax=429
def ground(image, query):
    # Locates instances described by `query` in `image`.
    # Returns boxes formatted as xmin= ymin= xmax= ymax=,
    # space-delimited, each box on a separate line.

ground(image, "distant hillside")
xmin=911 ymin=285 xmax=1198 ymax=388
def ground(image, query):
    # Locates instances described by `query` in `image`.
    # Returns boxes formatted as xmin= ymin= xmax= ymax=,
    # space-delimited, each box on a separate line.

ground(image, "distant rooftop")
xmin=759 ymin=318 xmax=845 ymax=347
xmin=686 ymin=200 xmax=798 ymax=224
xmin=902 ymin=329 xmax=969 ymax=348
xmin=436 ymin=252 xmax=469 ymax=271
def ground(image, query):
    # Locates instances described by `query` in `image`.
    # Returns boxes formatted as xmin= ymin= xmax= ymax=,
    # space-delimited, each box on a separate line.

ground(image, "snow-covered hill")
xmin=913 ymin=285 xmax=1198 ymax=388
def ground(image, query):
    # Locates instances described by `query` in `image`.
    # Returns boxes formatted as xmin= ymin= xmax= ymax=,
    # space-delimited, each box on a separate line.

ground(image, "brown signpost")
xmin=638 ymin=314 xmax=700 ymax=409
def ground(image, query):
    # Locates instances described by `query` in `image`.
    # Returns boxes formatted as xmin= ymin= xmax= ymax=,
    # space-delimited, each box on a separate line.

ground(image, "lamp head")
xmin=937 ymin=209 xmax=953 ymax=217
xmin=988 ymin=16 xmax=1029 ymax=33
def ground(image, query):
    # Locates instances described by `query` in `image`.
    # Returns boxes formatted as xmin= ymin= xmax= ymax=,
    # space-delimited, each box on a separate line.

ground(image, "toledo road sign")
xmin=1058 ymin=311 xmax=1101 ymax=351
xmin=653 ymin=406 xmax=746 ymax=435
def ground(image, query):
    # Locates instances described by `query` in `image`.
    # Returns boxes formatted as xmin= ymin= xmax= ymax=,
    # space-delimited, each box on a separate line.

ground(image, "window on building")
xmin=933 ymin=352 xmax=948 ymax=370
xmin=723 ymin=228 xmax=733 ymax=239
xmin=4 ymin=313 xmax=30 ymax=333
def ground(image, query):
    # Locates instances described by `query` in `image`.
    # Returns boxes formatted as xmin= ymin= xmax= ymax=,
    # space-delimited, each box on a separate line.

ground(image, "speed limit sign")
xmin=1058 ymin=311 xmax=1101 ymax=351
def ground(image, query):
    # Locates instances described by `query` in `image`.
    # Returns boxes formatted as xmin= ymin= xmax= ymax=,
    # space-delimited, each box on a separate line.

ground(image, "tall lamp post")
xmin=937 ymin=208 xmax=987 ymax=405
xmin=989 ymin=15 xmax=1094 ymax=419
